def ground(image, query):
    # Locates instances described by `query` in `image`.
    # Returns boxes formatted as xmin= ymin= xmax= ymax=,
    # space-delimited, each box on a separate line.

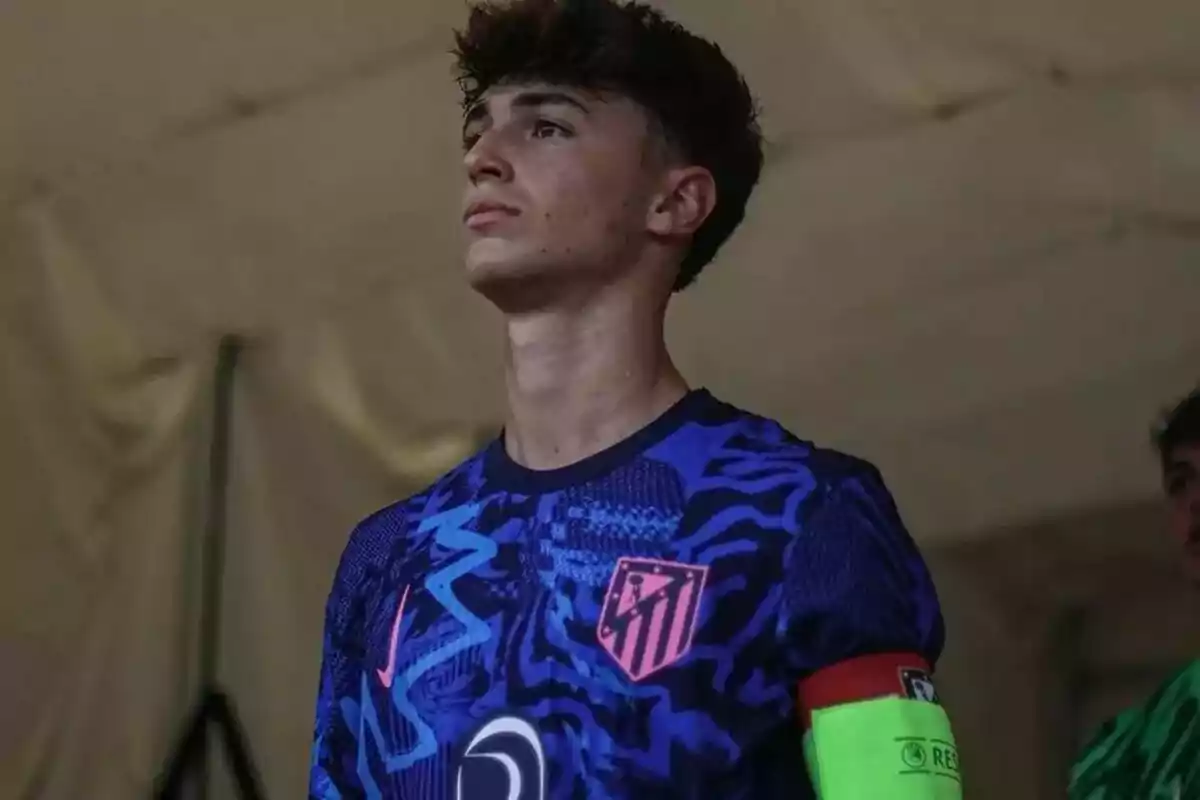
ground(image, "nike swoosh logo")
xmin=376 ymin=584 xmax=411 ymax=689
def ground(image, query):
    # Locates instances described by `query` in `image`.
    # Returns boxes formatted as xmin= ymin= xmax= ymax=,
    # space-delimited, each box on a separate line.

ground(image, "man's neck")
xmin=501 ymin=291 xmax=688 ymax=471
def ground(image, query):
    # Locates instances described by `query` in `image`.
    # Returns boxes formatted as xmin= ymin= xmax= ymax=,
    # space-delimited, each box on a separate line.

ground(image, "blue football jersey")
xmin=310 ymin=389 xmax=945 ymax=799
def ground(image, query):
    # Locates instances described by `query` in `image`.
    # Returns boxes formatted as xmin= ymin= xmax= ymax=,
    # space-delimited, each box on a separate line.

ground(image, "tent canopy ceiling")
xmin=3 ymin=0 xmax=1198 ymax=542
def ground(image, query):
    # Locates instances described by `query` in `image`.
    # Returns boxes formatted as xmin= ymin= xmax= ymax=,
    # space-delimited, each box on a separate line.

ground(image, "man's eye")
xmin=462 ymin=132 xmax=481 ymax=152
xmin=531 ymin=119 xmax=570 ymax=139
xmin=1165 ymin=471 xmax=1193 ymax=497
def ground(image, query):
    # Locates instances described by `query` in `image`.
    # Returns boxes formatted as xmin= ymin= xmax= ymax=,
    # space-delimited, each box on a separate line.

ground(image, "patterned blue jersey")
xmin=310 ymin=390 xmax=945 ymax=799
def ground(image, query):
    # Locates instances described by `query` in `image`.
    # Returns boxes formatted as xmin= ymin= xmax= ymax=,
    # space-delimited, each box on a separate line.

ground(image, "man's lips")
xmin=463 ymin=201 xmax=519 ymax=229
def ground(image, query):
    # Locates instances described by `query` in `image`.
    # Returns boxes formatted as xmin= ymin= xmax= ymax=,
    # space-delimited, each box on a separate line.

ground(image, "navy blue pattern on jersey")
xmin=310 ymin=390 xmax=944 ymax=799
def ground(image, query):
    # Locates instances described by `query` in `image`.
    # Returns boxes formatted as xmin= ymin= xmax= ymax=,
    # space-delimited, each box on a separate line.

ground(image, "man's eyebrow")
xmin=462 ymin=102 xmax=489 ymax=135
xmin=509 ymin=90 xmax=591 ymax=114
xmin=1166 ymin=459 xmax=1194 ymax=476
xmin=462 ymin=90 xmax=591 ymax=136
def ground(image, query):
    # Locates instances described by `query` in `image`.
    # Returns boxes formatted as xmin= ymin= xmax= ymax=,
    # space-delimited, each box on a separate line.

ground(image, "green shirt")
xmin=1070 ymin=661 xmax=1200 ymax=799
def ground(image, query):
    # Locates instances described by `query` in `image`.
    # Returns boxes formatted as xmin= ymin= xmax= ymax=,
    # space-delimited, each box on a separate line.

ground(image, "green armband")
xmin=804 ymin=697 xmax=962 ymax=799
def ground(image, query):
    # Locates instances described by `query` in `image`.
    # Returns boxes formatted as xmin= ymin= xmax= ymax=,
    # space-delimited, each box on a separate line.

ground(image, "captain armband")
xmin=799 ymin=653 xmax=962 ymax=799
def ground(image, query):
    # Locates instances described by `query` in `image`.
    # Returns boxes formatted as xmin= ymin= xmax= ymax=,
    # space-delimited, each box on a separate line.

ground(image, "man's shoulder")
xmin=703 ymin=401 xmax=943 ymax=669
xmin=664 ymin=396 xmax=908 ymax=556
xmin=344 ymin=446 xmax=491 ymax=554
xmin=1072 ymin=660 xmax=1200 ymax=779
xmin=1099 ymin=660 xmax=1200 ymax=732
xmin=702 ymin=394 xmax=889 ymax=490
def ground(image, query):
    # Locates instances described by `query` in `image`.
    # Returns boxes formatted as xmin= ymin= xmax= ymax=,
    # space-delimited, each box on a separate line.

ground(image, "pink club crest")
xmin=597 ymin=557 xmax=709 ymax=682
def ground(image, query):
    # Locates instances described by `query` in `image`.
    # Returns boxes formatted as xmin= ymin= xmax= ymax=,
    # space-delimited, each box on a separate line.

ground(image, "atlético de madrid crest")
xmin=597 ymin=556 xmax=708 ymax=682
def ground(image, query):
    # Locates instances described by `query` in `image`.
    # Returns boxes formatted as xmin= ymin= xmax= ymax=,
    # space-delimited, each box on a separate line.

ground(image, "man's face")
xmin=1164 ymin=442 xmax=1200 ymax=581
xmin=459 ymin=83 xmax=665 ymax=302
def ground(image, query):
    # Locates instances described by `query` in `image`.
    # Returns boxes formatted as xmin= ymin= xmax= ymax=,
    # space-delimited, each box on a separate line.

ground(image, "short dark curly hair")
xmin=453 ymin=0 xmax=764 ymax=291
xmin=1154 ymin=387 xmax=1200 ymax=472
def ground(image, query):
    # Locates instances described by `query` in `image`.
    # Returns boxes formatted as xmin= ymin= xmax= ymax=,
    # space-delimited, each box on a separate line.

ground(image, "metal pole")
xmin=197 ymin=336 xmax=241 ymax=800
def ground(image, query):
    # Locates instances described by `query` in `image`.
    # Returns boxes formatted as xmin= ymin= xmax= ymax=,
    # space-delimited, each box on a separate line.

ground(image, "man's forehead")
xmin=485 ymin=81 xmax=590 ymax=101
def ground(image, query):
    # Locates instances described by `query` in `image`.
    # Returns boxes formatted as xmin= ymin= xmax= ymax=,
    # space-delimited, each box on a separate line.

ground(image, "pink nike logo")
xmin=376 ymin=584 xmax=411 ymax=689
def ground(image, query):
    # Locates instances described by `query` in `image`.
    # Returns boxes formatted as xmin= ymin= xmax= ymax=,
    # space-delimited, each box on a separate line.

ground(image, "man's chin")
xmin=465 ymin=239 xmax=538 ymax=284
xmin=466 ymin=257 xmax=533 ymax=292
xmin=464 ymin=245 xmax=609 ymax=313
xmin=465 ymin=258 xmax=558 ymax=313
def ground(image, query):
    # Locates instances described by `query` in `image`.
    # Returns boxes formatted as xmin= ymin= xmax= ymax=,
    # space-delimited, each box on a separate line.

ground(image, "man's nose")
xmin=464 ymin=130 xmax=513 ymax=184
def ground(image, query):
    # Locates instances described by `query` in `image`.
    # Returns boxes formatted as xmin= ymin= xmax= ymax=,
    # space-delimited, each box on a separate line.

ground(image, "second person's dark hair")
xmin=1154 ymin=388 xmax=1200 ymax=472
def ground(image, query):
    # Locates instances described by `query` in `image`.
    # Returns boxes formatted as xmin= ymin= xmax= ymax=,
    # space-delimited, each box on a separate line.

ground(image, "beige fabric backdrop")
xmin=0 ymin=192 xmax=492 ymax=799
xmin=1 ymin=197 xmax=209 ymax=799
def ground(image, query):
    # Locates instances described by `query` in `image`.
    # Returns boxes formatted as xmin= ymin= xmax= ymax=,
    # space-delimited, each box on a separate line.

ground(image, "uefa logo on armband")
xmin=896 ymin=736 xmax=959 ymax=782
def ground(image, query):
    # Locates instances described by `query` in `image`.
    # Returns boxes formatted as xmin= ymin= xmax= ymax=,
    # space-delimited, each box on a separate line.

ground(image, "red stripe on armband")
xmin=797 ymin=652 xmax=934 ymax=728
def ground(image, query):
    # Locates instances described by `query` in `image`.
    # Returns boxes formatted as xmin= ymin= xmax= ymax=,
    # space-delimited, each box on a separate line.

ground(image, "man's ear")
xmin=646 ymin=166 xmax=717 ymax=238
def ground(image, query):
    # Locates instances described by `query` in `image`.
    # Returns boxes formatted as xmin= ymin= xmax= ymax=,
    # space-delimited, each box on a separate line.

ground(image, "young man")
xmin=310 ymin=1 xmax=960 ymax=797
xmin=1069 ymin=388 xmax=1200 ymax=799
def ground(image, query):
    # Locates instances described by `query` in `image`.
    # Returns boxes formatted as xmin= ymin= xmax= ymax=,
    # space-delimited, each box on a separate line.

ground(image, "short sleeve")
xmin=309 ymin=516 xmax=396 ymax=798
xmin=777 ymin=460 xmax=945 ymax=680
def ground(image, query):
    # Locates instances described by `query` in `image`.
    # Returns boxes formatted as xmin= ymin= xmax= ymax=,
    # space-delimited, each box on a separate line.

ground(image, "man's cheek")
xmin=1173 ymin=516 xmax=1192 ymax=544
xmin=1181 ymin=499 xmax=1200 ymax=530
